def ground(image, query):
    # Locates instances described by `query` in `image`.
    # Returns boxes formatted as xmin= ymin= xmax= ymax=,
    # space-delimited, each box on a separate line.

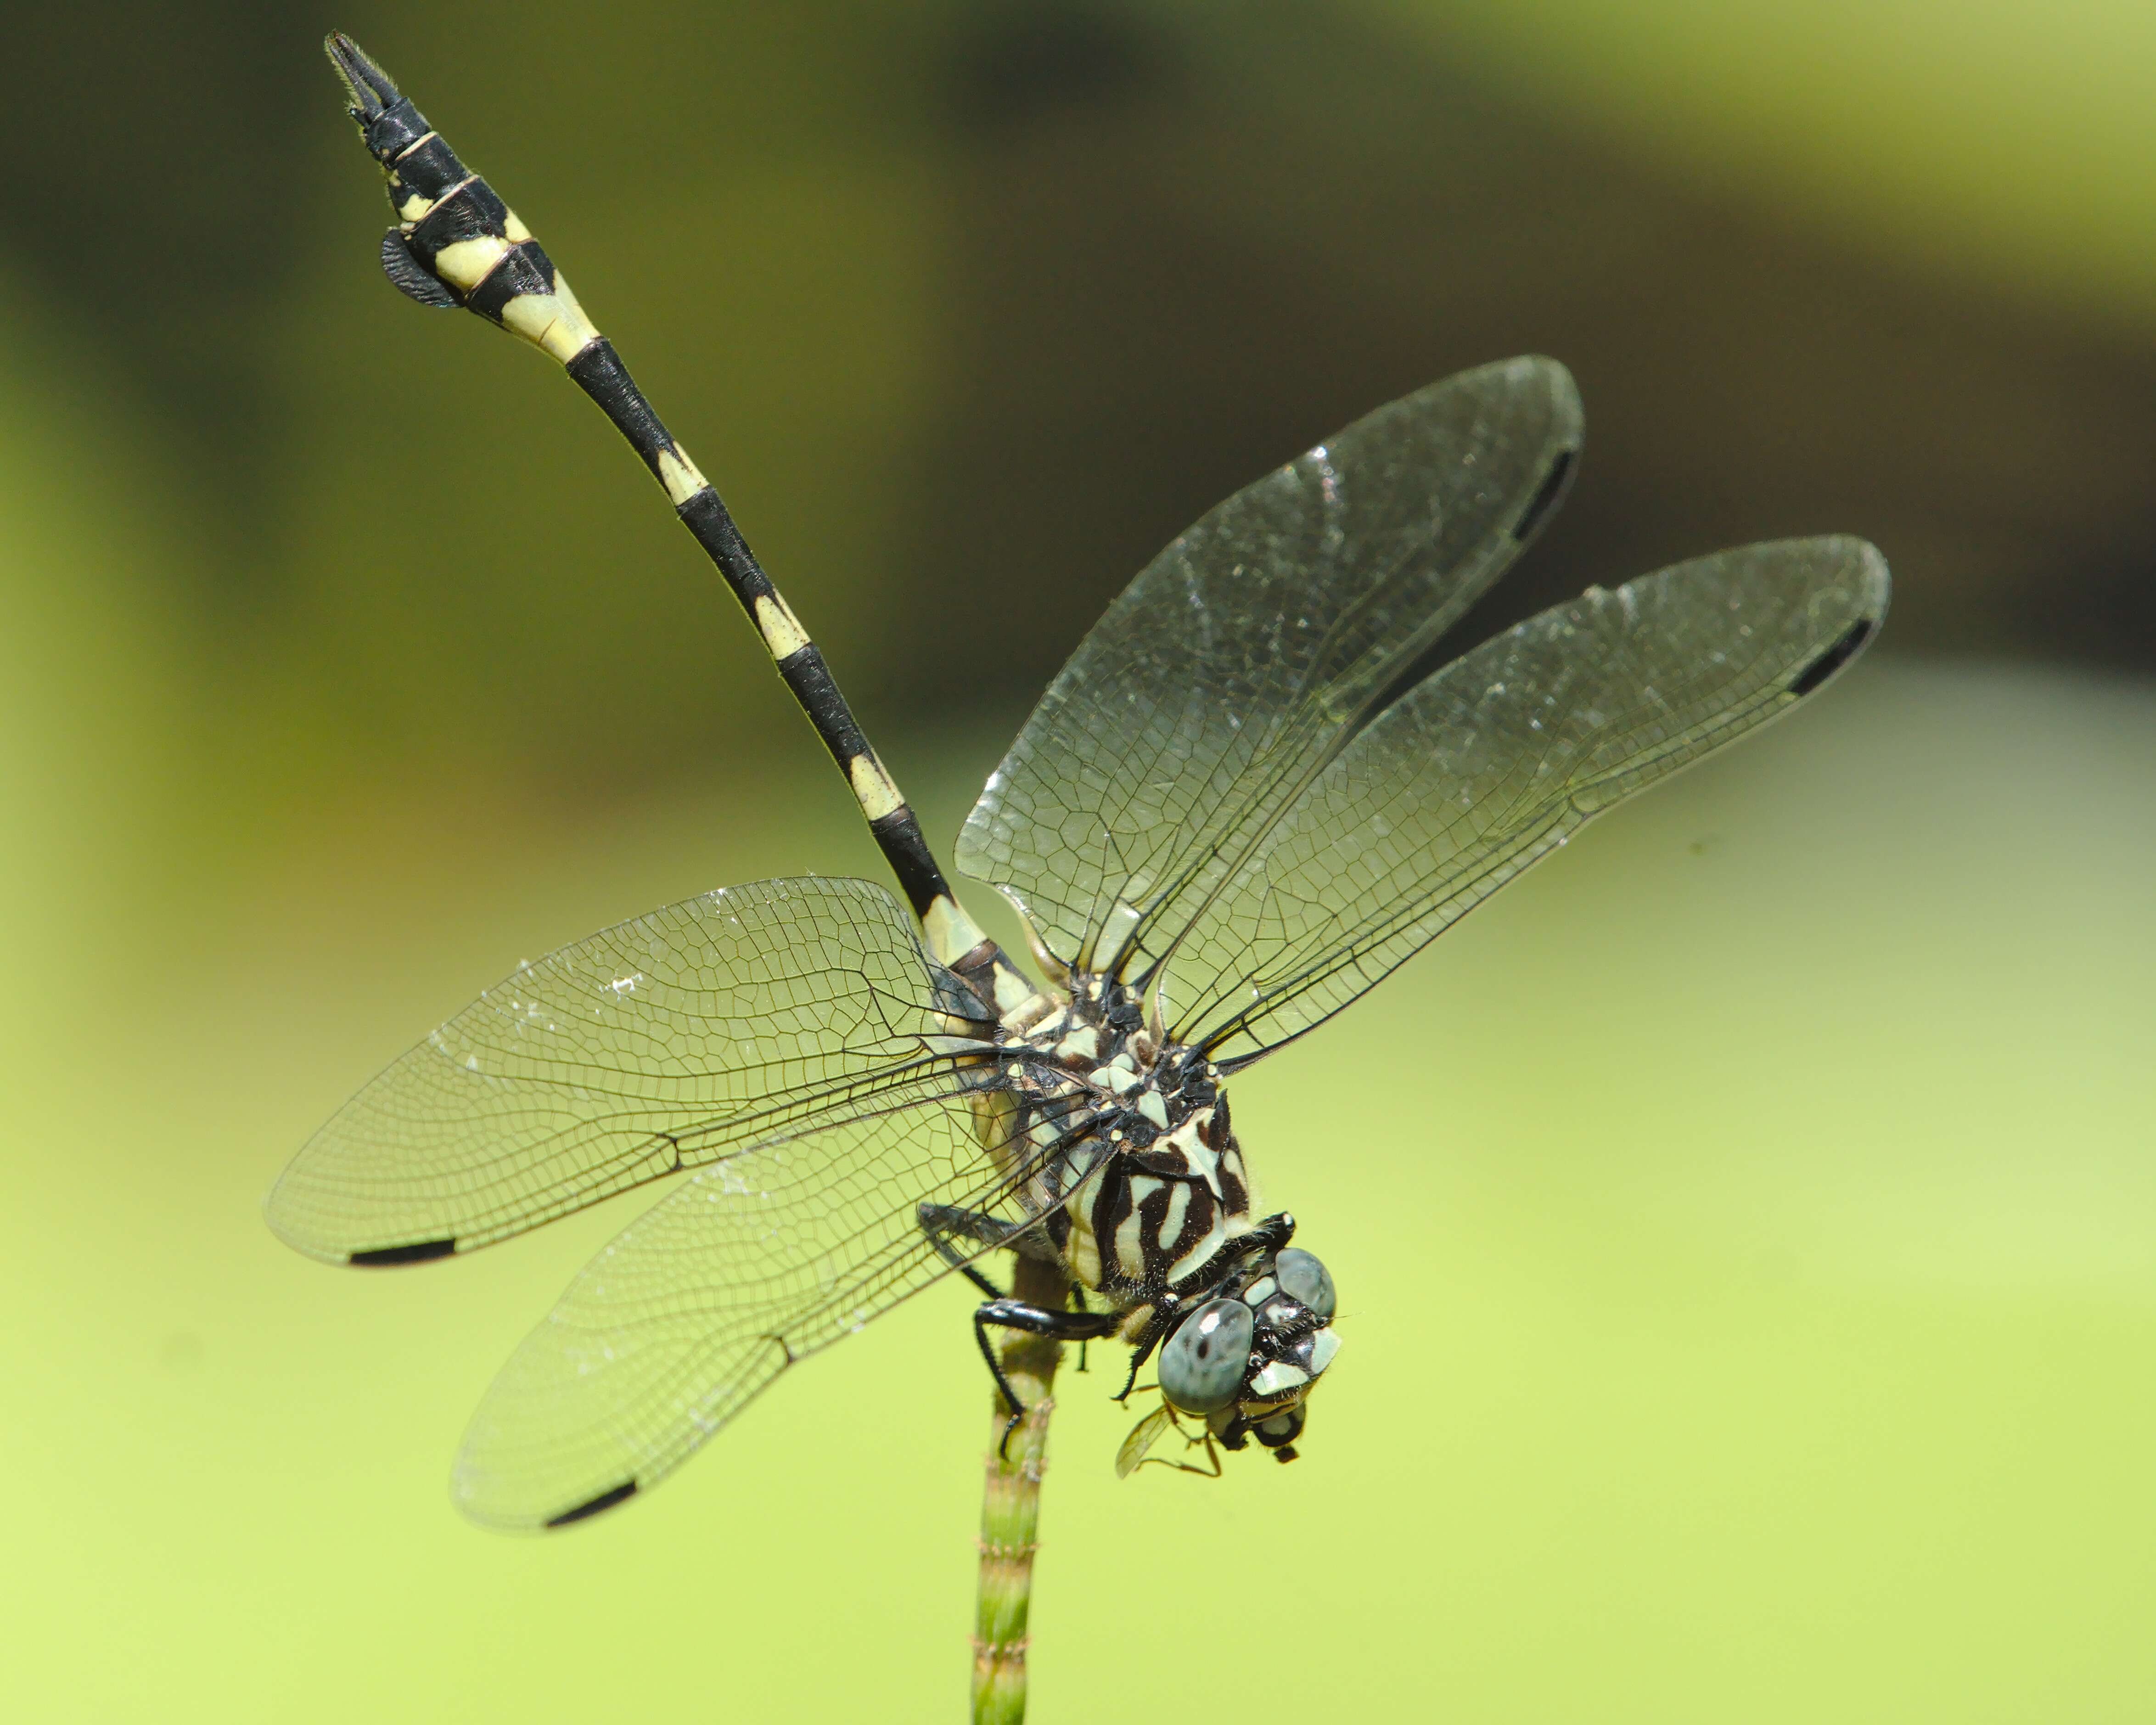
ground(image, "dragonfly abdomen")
xmin=331 ymin=38 xmax=601 ymax=363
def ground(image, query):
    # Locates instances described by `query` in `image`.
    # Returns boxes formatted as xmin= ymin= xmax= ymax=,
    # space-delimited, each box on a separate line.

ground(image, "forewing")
xmin=267 ymin=876 xmax=980 ymax=1263
xmin=957 ymin=358 xmax=1582 ymax=981
xmin=1173 ymin=537 xmax=1890 ymax=1063
xmin=452 ymin=1095 xmax=1043 ymax=1531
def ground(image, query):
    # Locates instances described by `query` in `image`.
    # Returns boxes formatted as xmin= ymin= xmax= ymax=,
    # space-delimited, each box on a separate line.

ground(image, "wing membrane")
xmin=957 ymin=358 xmax=1582 ymax=984
xmin=451 ymin=1094 xmax=1054 ymax=1531
xmin=267 ymin=876 xmax=982 ymax=1262
xmin=1173 ymin=537 xmax=1890 ymax=1063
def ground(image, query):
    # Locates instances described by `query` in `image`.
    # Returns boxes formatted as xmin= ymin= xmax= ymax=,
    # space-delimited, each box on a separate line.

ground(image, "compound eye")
xmin=1275 ymin=1248 xmax=1336 ymax=1322
xmin=1158 ymin=1298 xmax=1255 ymax=1414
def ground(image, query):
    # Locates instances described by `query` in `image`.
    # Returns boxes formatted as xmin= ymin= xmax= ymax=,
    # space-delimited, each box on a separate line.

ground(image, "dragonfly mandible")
xmin=267 ymin=34 xmax=1889 ymax=1532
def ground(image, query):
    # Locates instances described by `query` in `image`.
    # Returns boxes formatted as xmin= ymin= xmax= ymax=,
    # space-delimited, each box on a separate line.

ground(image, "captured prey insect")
xmin=267 ymin=34 xmax=1890 ymax=1532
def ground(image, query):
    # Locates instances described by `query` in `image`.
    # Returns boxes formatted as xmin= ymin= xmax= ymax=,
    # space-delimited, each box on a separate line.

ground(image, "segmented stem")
xmin=972 ymin=1254 xmax=1071 ymax=1725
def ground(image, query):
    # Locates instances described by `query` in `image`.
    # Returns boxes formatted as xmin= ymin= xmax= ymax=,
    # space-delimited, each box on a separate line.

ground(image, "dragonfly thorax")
xmin=998 ymin=973 xmax=1255 ymax=1304
xmin=980 ymin=971 xmax=1344 ymax=1461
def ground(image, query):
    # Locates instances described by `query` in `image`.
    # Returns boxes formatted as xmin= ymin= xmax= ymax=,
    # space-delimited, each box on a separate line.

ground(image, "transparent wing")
xmin=1172 ymin=537 xmax=1890 ymax=1064
xmin=957 ymin=357 xmax=1582 ymax=985
xmin=267 ymin=876 xmax=985 ymax=1263
xmin=451 ymin=1093 xmax=1052 ymax=1531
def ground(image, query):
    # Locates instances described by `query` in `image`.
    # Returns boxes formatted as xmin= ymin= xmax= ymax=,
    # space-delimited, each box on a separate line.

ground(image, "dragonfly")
xmin=269 ymin=34 xmax=1890 ymax=1534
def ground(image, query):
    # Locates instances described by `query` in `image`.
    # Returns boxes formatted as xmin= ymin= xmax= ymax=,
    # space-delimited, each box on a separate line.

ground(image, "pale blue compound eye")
xmin=1159 ymin=1298 xmax=1255 ymax=1414
xmin=1275 ymin=1248 xmax=1335 ymax=1322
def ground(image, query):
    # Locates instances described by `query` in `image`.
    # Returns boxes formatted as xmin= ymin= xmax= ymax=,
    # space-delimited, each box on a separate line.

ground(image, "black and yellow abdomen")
xmin=327 ymin=32 xmax=599 ymax=365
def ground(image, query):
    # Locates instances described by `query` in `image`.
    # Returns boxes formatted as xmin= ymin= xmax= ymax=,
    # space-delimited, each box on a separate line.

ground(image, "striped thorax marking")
xmin=1005 ymin=977 xmax=1254 ymax=1304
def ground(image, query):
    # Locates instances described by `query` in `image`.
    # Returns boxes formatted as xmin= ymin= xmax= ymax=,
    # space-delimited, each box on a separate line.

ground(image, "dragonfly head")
xmin=1156 ymin=1244 xmax=1341 ymax=1460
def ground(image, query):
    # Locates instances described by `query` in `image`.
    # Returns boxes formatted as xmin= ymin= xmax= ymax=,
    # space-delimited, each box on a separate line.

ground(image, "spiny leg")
xmin=320 ymin=34 xmax=1037 ymax=1013
xmin=972 ymin=1300 xmax=1122 ymax=1457
xmin=919 ymin=1202 xmax=1115 ymax=1447
xmin=1113 ymin=1328 xmax=1166 ymax=1405
xmin=918 ymin=1202 xmax=1024 ymax=1303
xmin=918 ymin=1202 xmax=1066 ymax=1272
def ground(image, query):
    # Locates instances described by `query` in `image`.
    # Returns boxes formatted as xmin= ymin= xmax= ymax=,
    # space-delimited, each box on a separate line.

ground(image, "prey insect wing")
xmin=956 ymin=358 xmax=1583 ymax=989
xmin=266 ymin=876 xmax=994 ymax=1264
xmin=1177 ymin=537 xmax=1891 ymax=1063
xmin=1114 ymin=1404 xmax=1178 ymax=1478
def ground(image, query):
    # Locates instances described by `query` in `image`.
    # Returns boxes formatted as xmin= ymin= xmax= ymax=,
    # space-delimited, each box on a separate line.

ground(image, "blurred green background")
xmin=6 ymin=0 xmax=2155 ymax=1719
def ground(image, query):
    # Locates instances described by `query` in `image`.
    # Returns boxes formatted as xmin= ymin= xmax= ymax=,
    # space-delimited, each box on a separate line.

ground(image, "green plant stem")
xmin=971 ymin=1254 xmax=1070 ymax=1724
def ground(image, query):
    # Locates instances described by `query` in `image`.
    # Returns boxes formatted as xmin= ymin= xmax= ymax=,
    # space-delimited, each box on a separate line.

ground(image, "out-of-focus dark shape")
xmin=4 ymin=0 xmax=2153 ymax=804
xmin=0 ymin=0 xmax=319 ymax=576
xmin=947 ymin=0 xmax=1174 ymax=130
xmin=910 ymin=2 xmax=2156 ymax=690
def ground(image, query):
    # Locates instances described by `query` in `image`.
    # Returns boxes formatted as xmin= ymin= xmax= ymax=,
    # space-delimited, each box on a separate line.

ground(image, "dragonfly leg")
xmin=932 ymin=1238 xmax=1007 ymax=1303
xmin=973 ymin=1298 xmax=1122 ymax=1456
xmin=918 ymin=1201 xmax=1049 ymax=1299
xmin=917 ymin=1202 xmax=1065 ymax=1294
xmin=1112 ymin=1326 xmax=1164 ymax=1403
